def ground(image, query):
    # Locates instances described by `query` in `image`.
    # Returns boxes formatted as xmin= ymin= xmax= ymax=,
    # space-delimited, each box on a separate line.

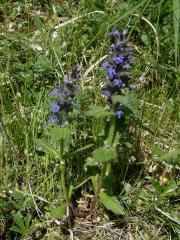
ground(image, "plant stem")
xmin=60 ymin=163 xmax=72 ymax=230
xmin=96 ymin=162 xmax=108 ymax=196
xmin=60 ymin=164 xmax=69 ymax=206
xmin=96 ymin=117 xmax=115 ymax=196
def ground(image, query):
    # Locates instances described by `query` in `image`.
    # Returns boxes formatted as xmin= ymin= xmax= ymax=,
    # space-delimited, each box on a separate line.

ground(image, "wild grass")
xmin=0 ymin=0 xmax=179 ymax=239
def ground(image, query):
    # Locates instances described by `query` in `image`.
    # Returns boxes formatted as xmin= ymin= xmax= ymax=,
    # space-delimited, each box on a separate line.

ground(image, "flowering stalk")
xmin=101 ymin=27 xmax=135 ymax=118
xmin=96 ymin=28 xmax=135 ymax=195
xmin=48 ymin=64 xmax=79 ymax=127
xmin=47 ymin=65 xmax=79 ymax=207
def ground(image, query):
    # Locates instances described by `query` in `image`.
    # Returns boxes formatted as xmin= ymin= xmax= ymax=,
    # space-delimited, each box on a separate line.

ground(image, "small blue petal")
xmin=129 ymin=55 xmax=135 ymax=63
xmin=102 ymin=89 xmax=110 ymax=97
xmin=114 ymin=29 xmax=120 ymax=39
xmin=49 ymin=88 xmax=60 ymax=96
xmin=113 ymin=79 xmax=122 ymax=87
xmin=109 ymin=31 xmax=115 ymax=37
xmin=113 ymin=55 xmax=124 ymax=64
xmin=101 ymin=61 xmax=111 ymax=69
xmin=107 ymin=67 xmax=116 ymax=79
xmin=109 ymin=28 xmax=120 ymax=39
xmin=50 ymin=102 xmax=60 ymax=113
xmin=48 ymin=115 xmax=57 ymax=124
xmin=115 ymin=110 xmax=123 ymax=119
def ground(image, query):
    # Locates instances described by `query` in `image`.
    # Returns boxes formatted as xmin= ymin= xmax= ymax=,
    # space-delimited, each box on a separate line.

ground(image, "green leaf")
xmin=10 ymin=226 xmax=26 ymax=235
xmin=10 ymin=213 xmax=33 ymax=235
xmin=158 ymin=149 xmax=180 ymax=165
xmin=112 ymin=95 xmax=128 ymax=105
xmin=91 ymin=175 xmax=98 ymax=192
xmin=173 ymin=0 xmax=180 ymax=66
xmin=92 ymin=146 xmax=117 ymax=163
xmin=85 ymin=157 xmax=97 ymax=166
xmin=49 ymin=127 xmax=70 ymax=141
xmin=49 ymin=204 xmax=66 ymax=219
xmin=161 ymin=181 xmax=177 ymax=197
xmin=159 ymin=0 xmax=171 ymax=19
xmin=141 ymin=33 xmax=150 ymax=46
xmin=86 ymin=106 xmax=112 ymax=118
xmin=74 ymin=144 xmax=94 ymax=153
xmin=67 ymin=179 xmax=74 ymax=199
xmin=99 ymin=192 xmax=125 ymax=215
xmin=35 ymin=138 xmax=60 ymax=158
xmin=151 ymin=145 xmax=166 ymax=156
xmin=150 ymin=57 xmax=165 ymax=75
xmin=112 ymin=94 xmax=137 ymax=114
xmin=123 ymin=182 xmax=132 ymax=193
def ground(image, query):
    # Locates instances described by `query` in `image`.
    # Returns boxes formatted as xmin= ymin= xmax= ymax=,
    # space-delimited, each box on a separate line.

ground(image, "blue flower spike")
xmin=101 ymin=27 xmax=135 ymax=118
xmin=47 ymin=65 xmax=79 ymax=127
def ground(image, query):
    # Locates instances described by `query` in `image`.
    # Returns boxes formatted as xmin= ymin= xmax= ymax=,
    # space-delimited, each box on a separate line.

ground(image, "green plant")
xmin=0 ymin=0 xmax=179 ymax=239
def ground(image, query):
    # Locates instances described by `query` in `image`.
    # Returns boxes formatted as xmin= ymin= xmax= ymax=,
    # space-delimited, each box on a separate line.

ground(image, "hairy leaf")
xmin=86 ymin=106 xmax=112 ymax=118
xmin=92 ymin=146 xmax=117 ymax=162
xmin=49 ymin=204 xmax=66 ymax=219
xmin=158 ymin=148 xmax=180 ymax=165
xmin=35 ymin=138 xmax=60 ymax=158
xmin=49 ymin=127 xmax=70 ymax=141
xmin=99 ymin=192 xmax=125 ymax=215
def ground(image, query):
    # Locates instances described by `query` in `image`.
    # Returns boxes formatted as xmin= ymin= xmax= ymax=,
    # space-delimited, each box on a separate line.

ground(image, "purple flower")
xmin=100 ymin=27 xmax=135 ymax=120
xmin=113 ymin=79 xmax=122 ymax=87
xmin=101 ymin=61 xmax=111 ymax=69
xmin=109 ymin=28 xmax=120 ymax=40
xmin=129 ymin=55 xmax=135 ymax=63
xmin=49 ymin=88 xmax=60 ymax=96
xmin=109 ymin=31 xmax=115 ymax=38
xmin=107 ymin=67 xmax=116 ymax=79
xmin=48 ymin=115 xmax=57 ymax=124
xmin=115 ymin=110 xmax=123 ymax=119
xmin=113 ymin=55 xmax=124 ymax=64
xmin=114 ymin=29 xmax=120 ymax=39
xmin=50 ymin=102 xmax=60 ymax=113
xmin=102 ymin=89 xmax=110 ymax=97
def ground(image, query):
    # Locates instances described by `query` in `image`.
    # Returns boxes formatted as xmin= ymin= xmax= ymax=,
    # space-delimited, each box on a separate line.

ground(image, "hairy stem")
xmin=60 ymin=164 xmax=69 ymax=206
xmin=96 ymin=162 xmax=108 ymax=196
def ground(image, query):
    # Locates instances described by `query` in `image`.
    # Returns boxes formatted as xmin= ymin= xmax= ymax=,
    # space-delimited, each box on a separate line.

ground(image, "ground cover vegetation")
xmin=0 ymin=0 xmax=179 ymax=239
